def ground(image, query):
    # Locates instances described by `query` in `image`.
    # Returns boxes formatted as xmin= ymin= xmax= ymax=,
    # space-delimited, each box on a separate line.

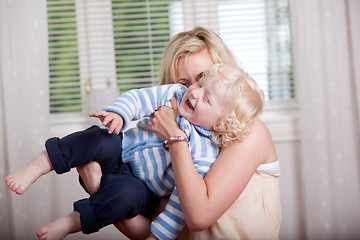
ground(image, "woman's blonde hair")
xmin=207 ymin=64 xmax=265 ymax=147
xmin=159 ymin=26 xmax=237 ymax=85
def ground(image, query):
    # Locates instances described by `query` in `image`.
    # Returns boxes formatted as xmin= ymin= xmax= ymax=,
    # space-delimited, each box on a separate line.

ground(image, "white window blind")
xmin=218 ymin=0 xmax=294 ymax=101
xmin=47 ymin=0 xmax=294 ymax=115
xmin=47 ymin=0 xmax=81 ymax=113
xmin=111 ymin=1 xmax=184 ymax=93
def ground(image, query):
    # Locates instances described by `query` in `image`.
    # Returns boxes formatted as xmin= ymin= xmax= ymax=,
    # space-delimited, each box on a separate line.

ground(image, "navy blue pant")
xmin=45 ymin=125 xmax=158 ymax=234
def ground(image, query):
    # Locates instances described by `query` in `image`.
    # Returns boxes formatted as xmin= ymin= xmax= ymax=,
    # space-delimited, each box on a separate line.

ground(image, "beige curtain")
xmin=0 ymin=0 xmax=53 ymax=239
xmin=0 ymin=1 xmax=125 ymax=239
xmin=291 ymin=0 xmax=360 ymax=239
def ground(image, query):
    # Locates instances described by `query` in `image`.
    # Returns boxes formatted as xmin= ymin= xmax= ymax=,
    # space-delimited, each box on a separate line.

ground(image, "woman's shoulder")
xmin=222 ymin=119 xmax=277 ymax=165
xmin=249 ymin=119 xmax=278 ymax=164
xmin=249 ymin=119 xmax=271 ymax=135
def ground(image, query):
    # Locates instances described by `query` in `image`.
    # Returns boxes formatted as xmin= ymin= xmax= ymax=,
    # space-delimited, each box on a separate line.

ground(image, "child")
xmin=6 ymin=63 xmax=264 ymax=240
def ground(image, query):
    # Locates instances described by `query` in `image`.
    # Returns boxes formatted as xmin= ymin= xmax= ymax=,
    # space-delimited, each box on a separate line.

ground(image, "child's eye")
xmin=204 ymin=96 xmax=210 ymax=104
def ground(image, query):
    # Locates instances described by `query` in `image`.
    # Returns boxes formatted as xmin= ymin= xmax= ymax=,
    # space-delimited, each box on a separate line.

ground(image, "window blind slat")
xmin=49 ymin=92 xmax=81 ymax=98
xmin=49 ymin=77 xmax=80 ymax=83
xmin=112 ymin=1 xmax=176 ymax=8
xmin=114 ymin=35 xmax=171 ymax=43
xmin=115 ymin=53 xmax=163 ymax=61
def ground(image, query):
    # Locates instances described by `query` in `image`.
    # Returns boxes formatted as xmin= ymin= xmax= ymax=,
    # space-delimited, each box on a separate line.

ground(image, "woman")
xmin=80 ymin=26 xmax=281 ymax=239
xmin=144 ymin=97 xmax=281 ymax=240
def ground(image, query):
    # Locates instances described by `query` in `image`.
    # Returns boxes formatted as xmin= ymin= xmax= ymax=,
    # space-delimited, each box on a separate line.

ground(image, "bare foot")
xmin=76 ymin=161 xmax=102 ymax=195
xmin=5 ymin=150 xmax=53 ymax=195
xmin=37 ymin=212 xmax=81 ymax=240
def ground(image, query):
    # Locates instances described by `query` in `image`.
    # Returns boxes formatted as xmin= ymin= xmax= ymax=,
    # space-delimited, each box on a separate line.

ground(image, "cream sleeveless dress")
xmin=177 ymin=161 xmax=281 ymax=240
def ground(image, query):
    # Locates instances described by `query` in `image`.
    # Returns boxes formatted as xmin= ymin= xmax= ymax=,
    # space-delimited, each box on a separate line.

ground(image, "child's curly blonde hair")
xmin=206 ymin=64 xmax=264 ymax=147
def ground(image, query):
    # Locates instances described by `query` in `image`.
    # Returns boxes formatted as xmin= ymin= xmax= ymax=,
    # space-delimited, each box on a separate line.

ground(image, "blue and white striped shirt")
xmin=103 ymin=84 xmax=219 ymax=240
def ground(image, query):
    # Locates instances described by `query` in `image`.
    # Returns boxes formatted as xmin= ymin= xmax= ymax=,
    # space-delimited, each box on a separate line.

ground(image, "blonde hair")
xmin=206 ymin=64 xmax=264 ymax=147
xmin=159 ymin=26 xmax=237 ymax=85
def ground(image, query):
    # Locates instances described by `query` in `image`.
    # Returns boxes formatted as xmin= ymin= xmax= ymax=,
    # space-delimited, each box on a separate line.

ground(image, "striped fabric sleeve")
xmin=103 ymin=85 xmax=173 ymax=130
xmin=151 ymin=188 xmax=186 ymax=240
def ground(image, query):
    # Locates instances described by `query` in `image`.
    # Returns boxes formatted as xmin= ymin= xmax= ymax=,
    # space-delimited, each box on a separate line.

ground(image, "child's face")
xmin=179 ymin=73 xmax=235 ymax=131
xmin=177 ymin=48 xmax=214 ymax=88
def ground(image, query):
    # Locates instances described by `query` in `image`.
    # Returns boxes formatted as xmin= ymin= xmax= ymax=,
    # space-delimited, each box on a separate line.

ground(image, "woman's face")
xmin=177 ymin=48 xmax=214 ymax=88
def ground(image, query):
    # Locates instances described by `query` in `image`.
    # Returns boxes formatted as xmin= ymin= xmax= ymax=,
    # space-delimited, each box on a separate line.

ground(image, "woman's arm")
xmin=143 ymin=98 xmax=277 ymax=231
xmin=170 ymin=121 xmax=274 ymax=230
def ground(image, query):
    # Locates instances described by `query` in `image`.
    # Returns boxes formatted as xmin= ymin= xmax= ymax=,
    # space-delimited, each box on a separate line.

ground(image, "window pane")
xmin=111 ymin=0 xmax=183 ymax=93
xmin=47 ymin=0 xmax=82 ymax=113
xmin=218 ymin=0 xmax=294 ymax=100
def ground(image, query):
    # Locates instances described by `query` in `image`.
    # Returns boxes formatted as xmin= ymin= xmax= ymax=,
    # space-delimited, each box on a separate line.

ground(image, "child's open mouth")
xmin=185 ymin=99 xmax=194 ymax=110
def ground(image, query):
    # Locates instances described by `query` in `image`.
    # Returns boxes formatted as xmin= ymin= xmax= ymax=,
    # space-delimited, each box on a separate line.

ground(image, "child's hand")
xmin=89 ymin=111 xmax=124 ymax=134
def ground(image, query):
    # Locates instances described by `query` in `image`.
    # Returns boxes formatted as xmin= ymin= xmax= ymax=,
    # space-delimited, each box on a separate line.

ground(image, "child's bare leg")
xmin=37 ymin=211 xmax=81 ymax=240
xmin=76 ymin=161 xmax=102 ymax=195
xmin=113 ymin=196 xmax=168 ymax=239
xmin=114 ymin=215 xmax=151 ymax=240
xmin=5 ymin=150 xmax=53 ymax=195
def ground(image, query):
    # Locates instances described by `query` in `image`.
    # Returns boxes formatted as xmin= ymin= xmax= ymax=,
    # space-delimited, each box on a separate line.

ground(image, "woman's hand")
xmin=141 ymin=97 xmax=185 ymax=140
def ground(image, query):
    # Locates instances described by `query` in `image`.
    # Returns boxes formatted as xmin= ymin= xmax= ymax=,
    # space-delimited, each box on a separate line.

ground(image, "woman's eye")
xmin=196 ymin=72 xmax=204 ymax=81
xmin=178 ymin=79 xmax=190 ymax=88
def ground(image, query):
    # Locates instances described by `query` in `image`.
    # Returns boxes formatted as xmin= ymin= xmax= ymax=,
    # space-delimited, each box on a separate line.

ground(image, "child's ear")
xmin=213 ymin=124 xmax=221 ymax=132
